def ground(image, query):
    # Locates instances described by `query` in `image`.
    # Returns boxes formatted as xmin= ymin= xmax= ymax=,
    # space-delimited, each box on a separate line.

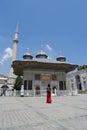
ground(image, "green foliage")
xmin=77 ymin=65 xmax=87 ymax=71
xmin=14 ymin=76 xmax=23 ymax=90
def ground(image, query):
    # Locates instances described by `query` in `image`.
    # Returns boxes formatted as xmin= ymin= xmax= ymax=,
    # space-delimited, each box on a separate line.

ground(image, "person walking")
xmin=46 ymin=84 xmax=52 ymax=103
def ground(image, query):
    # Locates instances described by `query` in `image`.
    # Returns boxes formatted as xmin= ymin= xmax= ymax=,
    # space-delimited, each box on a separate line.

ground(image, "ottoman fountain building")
xmin=12 ymin=48 xmax=78 ymax=95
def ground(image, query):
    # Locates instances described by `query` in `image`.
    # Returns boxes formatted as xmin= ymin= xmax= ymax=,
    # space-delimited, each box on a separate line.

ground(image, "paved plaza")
xmin=0 ymin=94 xmax=87 ymax=130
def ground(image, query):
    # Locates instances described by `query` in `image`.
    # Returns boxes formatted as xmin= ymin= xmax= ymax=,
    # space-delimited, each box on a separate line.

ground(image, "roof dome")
xmin=56 ymin=52 xmax=66 ymax=62
xmin=36 ymin=48 xmax=48 ymax=59
xmin=23 ymin=49 xmax=33 ymax=60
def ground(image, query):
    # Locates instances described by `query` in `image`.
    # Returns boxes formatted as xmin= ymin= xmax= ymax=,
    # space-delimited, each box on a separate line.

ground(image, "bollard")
xmin=20 ymin=85 xmax=24 ymax=97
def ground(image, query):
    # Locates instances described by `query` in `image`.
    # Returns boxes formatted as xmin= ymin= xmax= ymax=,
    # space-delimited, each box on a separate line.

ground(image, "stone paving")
xmin=0 ymin=94 xmax=87 ymax=130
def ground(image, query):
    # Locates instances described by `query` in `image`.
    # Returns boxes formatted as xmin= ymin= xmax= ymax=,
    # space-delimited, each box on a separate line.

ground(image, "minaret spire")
xmin=13 ymin=23 xmax=19 ymax=42
xmin=12 ymin=24 xmax=19 ymax=61
xmin=16 ymin=23 xmax=18 ymax=33
xmin=7 ymin=24 xmax=19 ymax=88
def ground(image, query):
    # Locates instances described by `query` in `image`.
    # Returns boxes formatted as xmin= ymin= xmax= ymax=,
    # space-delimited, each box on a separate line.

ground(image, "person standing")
xmin=46 ymin=84 xmax=52 ymax=103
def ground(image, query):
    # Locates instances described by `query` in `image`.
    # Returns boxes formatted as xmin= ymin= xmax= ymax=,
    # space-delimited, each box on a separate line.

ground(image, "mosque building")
xmin=10 ymin=25 xmax=77 ymax=95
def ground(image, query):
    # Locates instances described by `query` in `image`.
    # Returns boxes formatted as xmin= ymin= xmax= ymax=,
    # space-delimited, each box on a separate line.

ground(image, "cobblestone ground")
xmin=0 ymin=94 xmax=87 ymax=130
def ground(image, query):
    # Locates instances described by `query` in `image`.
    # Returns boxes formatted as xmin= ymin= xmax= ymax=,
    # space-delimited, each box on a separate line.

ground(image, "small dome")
xmin=56 ymin=52 xmax=66 ymax=62
xmin=36 ymin=49 xmax=48 ymax=59
xmin=23 ymin=49 xmax=33 ymax=60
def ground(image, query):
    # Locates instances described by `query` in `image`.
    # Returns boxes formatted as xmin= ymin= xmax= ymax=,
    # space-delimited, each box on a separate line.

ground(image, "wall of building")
xmin=23 ymin=69 xmax=67 ymax=95
xmin=0 ymin=74 xmax=8 ymax=87
xmin=67 ymin=69 xmax=87 ymax=92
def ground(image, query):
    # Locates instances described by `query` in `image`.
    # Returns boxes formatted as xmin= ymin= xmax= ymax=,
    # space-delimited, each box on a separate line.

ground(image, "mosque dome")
xmin=56 ymin=52 xmax=66 ymax=62
xmin=23 ymin=49 xmax=33 ymax=60
xmin=36 ymin=48 xmax=48 ymax=59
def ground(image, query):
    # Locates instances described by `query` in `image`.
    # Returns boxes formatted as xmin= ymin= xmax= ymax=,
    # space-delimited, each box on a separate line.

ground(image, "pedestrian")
xmin=46 ymin=84 xmax=52 ymax=103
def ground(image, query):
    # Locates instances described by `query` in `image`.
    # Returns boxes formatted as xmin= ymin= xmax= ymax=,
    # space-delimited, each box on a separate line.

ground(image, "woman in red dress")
xmin=46 ymin=84 xmax=52 ymax=103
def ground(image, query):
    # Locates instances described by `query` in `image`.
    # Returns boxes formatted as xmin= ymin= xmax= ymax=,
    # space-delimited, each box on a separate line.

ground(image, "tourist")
xmin=46 ymin=84 xmax=52 ymax=103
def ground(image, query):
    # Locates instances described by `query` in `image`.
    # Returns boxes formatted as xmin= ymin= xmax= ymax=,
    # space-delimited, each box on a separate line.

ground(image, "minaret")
xmin=7 ymin=24 xmax=19 ymax=88
xmin=12 ymin=24 xmax=19 ymax=61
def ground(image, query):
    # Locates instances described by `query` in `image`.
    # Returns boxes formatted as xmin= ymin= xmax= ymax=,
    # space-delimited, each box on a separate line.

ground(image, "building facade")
xmin=0 ymin=74 xmax=8 ymax=88
xmin=12 ymin=48 xmax=78 ymax=95
xmin=67 ymin=69 xmax=87 ymax=93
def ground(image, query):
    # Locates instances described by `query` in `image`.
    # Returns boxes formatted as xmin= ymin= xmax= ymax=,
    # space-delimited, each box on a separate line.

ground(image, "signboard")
xmin=41 ymin=75 xmax=50 ymax=80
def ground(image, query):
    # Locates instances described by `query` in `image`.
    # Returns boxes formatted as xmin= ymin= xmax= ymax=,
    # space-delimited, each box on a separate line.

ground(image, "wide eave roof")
xmin=12 ymin=60 xmax=78 ymax=76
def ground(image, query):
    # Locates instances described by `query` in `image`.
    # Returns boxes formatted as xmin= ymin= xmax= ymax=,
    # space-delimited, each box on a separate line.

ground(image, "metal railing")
xmin=0 ymin=89 xmax=78 ymax=97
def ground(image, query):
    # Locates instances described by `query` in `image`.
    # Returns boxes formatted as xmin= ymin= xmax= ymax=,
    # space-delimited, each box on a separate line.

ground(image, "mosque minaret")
xmin=12 ymin=24 xmax=19 ymax=61
xmin=7 ymin=24 xmax=19 ymax=88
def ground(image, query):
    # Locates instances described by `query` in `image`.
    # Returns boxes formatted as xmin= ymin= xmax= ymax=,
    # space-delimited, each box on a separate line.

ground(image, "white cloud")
xmin=46 ymin=44 xmax=53 ymax=52
xmin=0 ymin=47 xmax=12 ymax=64
xmin=5 ymin=47 xmax=12 ymax=57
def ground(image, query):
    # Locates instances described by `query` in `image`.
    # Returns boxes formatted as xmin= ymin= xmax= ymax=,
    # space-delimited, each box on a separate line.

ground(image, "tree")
xmin=77 ymin=65 xmax=87 ymax=71
xmin=14 ymin=76 xmax=23 ymax=90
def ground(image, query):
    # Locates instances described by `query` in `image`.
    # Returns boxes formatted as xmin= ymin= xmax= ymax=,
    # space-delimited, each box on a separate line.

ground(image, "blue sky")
xmin=0 ymin=0 xmax=87 ymax=76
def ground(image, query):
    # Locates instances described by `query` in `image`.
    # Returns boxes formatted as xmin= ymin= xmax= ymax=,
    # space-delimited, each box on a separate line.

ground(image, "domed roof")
xmin=23 ymin=49 xmax=33 ymax=60
xmin=56 ymin=52 xmax=66 ymax=62
xmin=36 ymin=48 xmax=48 ymax=59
